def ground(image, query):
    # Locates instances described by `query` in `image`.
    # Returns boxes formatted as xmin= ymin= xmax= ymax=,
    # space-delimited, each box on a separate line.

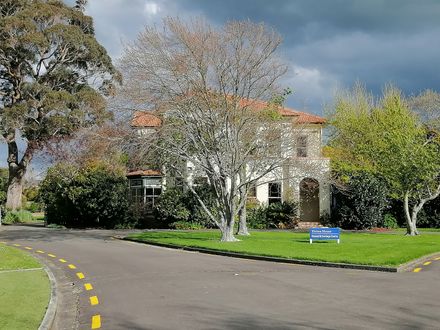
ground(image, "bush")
xmin=383 ymin=213 xmax=398 ymax=229
xmin=247 ymin=201 xmax=299 ymax=229
xmin=40 ymin=163 xmax=129 ymax=228
xmin=152 ymin=185 xmax=217 ymax=229
xmin=25 ymin=201 xmax=43 ymax=213
xmin=329 ymin=173 xmax=389 ymax=229
xmin=170 ymin=221 xmax=205 ymax=230
xmin=2 ymin=210 xmax=34 ymax=224
xmin=417 ymin=198 xmax=440 ymax=228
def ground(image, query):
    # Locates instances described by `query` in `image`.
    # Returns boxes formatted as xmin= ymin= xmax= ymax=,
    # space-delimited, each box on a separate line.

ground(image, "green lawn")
xmin=127 ymin=230 xmax=440 ymax=267
xmin=0 ymin=244 xmax=50 ymax=330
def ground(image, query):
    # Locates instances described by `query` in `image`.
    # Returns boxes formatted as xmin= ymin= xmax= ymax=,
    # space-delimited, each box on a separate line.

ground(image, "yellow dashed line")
xmin=24 ymin=247 xmax=32 ymax=250
xmin=48 ymin=254 xmax=56 ymax=258
xmin=91 ymin=315 xmax=101 ymax=329
xmin=59 ymin=259 xmax=67 ymax=263
xmin=13 ymin=243 xmax=21 ymax=247
xmin=84 ymin=283 xmax=93 ymax=291
xmin=0 ymin=241 xmax=7 ymax=244
xmin=76 ymin=272 xmax=85 ymax=279
xmin=435 ymin=257 xmax=440 ymax=261
xmin=90 ymin=295 xmax=99 ymax=306
xmin=413 ymin=268 xmax=422 ymax=273
xmin=423 ymin=261 xmax=432 ymax=266
xmin=37 ymin=250 xmax=45 ymax=254
xmin=68 ymin=264 xmax=77 ymax=269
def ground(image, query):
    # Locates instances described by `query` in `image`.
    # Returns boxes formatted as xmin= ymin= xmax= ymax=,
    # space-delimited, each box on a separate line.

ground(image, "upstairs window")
xmin=297 ymin=135 xmax=308 ymax=158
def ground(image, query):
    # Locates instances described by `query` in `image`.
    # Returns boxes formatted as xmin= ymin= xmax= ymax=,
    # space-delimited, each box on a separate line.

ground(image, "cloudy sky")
xmin=83 ymin=0 xmax=440 ymax=113
xmin=2 ymin=0 xmax=440 ymax=169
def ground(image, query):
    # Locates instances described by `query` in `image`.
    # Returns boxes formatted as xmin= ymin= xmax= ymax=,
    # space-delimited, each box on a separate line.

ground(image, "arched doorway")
xmin=300 ymin=178 xmax=320 ymax=222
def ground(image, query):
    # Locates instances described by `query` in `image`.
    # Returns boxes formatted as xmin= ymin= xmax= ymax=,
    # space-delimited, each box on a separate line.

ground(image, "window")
xmin=129 ymin=176 xmax=162 ymax=206
xmin=297 ymin=135 xmax=308 ymax=157
xmin=247 ymin=183 xmax=257 ymax=199
xmin=268 ymin=182 xmax=282 ymax=204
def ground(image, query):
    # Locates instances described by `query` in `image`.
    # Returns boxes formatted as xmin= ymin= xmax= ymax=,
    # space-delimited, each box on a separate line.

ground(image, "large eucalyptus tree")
xmin=0 ymin=0 xmax=119 ymax=209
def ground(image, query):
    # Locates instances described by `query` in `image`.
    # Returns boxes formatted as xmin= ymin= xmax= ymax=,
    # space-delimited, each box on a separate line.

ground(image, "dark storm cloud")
xmin=164 ymin=0 xmax=440 ymax=111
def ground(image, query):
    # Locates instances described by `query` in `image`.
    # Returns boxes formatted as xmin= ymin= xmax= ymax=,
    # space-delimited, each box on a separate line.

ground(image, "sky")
xmin=81 ymin=0 xmax=440 ymax=113
xmin=2 ymin=0 xmax=440 ymax=170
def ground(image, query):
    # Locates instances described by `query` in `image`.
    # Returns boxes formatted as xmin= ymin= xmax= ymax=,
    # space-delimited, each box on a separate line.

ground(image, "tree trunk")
xmin=6 ymin=176 xmax=24 ymax=210
xmin=5 ymin=133 xmax=34 ymax=211
xmin=221 ymin=222 xmax=240 ymax=242
xmin=236 ymin=206 xmax=250 ymax=236
xmin=404 ymin=191 xmax=419 ymax=236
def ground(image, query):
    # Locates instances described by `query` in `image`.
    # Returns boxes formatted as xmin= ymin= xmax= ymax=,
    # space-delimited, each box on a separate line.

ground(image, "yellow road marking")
xmin=0 ymin=241 xmax=7 ymax=244
xmin=435 ymin=257 xmax=440 ymax=261
xmin=13 ymin=243 xmax=21 ymax=247
xmin=84 ymin=283 xmax=93 ymax=291
xmin=423 ymin=261 xmax=432 ymax=266
xmin=37 ymin=250 xmax=45 ymax=254
xmin=413 ymin=268 xmax=422 ymax=273
xmin=91 ymin=315 xmax=101 ymax=329
xmin=59 ymin=259 xmax=67 ymax=263
xmin=48 ymin=254 xmax=56 ymax=258
xmin=24 ymin=247 xmax=32 ymax=250
xmin=76 ymin=272 xmax=85 ymax=279
xmin=68 ymin=264 xmax=77 ymax=269
xmin=90 ymin=296 xmax=99 ymax=306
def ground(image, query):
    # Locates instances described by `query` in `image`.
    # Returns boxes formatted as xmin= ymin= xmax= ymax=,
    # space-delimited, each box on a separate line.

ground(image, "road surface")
xmin=1 ymin=225 xmax=439 ymax=329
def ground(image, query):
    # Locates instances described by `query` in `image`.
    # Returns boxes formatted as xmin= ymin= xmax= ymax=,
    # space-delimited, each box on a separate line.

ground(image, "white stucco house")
xmin=127 ymin=104 xmax=330 ymax=225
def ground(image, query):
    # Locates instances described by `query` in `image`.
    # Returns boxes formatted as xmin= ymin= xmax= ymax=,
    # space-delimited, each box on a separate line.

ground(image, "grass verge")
xmin=0 ymin=244 xmax=50 ymax=330
xmin=127 ymin=230 xmax=440 ymax=267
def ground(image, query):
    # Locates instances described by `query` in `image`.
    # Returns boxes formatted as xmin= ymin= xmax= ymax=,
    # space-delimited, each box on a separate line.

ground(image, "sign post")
xmin=310 ymin=228 xmax=340 ymax=244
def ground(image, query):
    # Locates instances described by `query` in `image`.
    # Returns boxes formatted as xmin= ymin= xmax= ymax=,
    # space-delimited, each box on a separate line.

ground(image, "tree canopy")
xmin=327 ymin=84 xmax=440 ymax=235
xmin=119 ymin=18 xmax=294 ymax=241
xmin=0 ymin=0 xmax=119 ymax=209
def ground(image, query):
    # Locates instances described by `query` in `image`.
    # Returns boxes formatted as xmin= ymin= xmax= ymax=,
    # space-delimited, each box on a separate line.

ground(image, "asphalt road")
xmin=1 ymin=225 xmax=439 ymax=330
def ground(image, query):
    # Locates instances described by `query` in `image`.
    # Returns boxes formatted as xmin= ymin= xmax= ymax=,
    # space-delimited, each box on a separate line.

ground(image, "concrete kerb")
xmin=39 ymin=263 xmax=58 ymax=330
xmin=120 ymin=237 xmax=399 ymax=273
xmin=397 ymin=252 xmax=440 ymax=272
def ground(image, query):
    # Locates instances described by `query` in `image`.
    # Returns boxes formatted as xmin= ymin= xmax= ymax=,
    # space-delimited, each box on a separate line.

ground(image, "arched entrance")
xmin=300 ymin=178 xmax=320 ymax=222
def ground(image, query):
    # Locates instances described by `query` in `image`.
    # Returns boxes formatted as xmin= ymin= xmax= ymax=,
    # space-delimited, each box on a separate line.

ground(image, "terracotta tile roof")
xmin=131 ymin=111 xmax=162 ymax=128
xmin=239 ymin=99 xmax=326 ymax=124
xmin=131 ymin=102 xmax=325 ymax=127
xmin=127 ymin=169 xmax=162 ymax=177
xmin=279 ymin=107 xmax=326 ymax=124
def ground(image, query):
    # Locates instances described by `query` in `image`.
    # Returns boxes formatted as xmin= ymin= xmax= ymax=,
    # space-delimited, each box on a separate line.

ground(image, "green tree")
xmin=327 ymin=84 xmax=440 ymax=235
xmin=0 ymin=0 xmax=119 ymax=210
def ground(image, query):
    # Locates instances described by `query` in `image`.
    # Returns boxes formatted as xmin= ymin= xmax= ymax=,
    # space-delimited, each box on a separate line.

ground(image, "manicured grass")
xmin=0 ymin=244 xmax=50 ymax=330
xmin=127 ymin=230 xmax=440 ymax=266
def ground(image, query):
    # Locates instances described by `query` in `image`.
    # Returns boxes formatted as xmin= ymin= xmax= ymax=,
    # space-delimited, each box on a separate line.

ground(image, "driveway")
xmin=1 ymin=225 xmax=439 ymax=329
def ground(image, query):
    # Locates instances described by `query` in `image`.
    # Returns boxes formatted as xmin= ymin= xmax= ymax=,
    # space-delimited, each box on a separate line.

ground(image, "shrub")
xmin=3 ymin=211 xmax=20 ymax=224
xmin=383 ymin=213 xmax=398 ymax=229
xmin=40 ymin=163 xmax=129 ymax=228
xmin=152 ymin=185 xmax=217 ymax=229
xmin=170 ymin=221 xmax=205 ymax=230
xmin=330 ymin=173 xmax=389 ymax=229
xmin=2 ymin=210 xmax=34 ymax=224
xmin=153 ymin=188 xmax=190 ymax=228
xmin=417 ymin=199 xmax=440 ymax=228
xmin=25 ymin=201 xmax=43 ymax=213
xmin=247 ymin=201 xmax=299 ymax=229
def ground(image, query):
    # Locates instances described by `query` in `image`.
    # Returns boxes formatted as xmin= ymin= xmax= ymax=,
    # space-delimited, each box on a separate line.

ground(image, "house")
xmin=127 ymin=104 xmax=330 ymax=225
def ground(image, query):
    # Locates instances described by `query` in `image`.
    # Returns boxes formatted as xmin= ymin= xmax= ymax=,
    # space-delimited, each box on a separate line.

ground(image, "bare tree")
xmin=119 ymin=18 xmax=308 ymax=241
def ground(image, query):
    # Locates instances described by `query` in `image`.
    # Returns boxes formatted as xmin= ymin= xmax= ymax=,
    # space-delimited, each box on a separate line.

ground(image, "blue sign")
xmin=309 ymin=228 xmax=340 ymax=244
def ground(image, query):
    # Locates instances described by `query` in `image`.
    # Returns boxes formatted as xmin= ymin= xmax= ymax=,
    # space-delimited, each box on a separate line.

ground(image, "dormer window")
xmin=297 ymin=135 xmax=308 ymax=158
